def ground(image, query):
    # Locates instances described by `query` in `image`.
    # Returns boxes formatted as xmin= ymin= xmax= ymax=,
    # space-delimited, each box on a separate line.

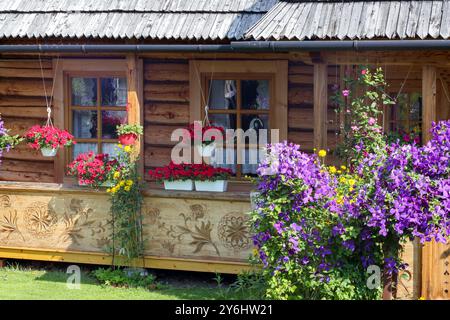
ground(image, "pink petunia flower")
xmin=342 ymin=89 xmax=350 ymax=97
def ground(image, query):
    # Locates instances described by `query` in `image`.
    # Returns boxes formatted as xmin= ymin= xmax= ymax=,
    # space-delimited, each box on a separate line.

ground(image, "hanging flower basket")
xmin=196 ymin=142 xmax=216 ymax=157
xmin=25 ymin=125 xmax=76 ymax=157
xmin=40 ymin=147 xmax=58 ymax=157
xmin=118 ymin=133 xmax=137 ymax=145
xmin=116 ymin=124 xmax=143 ymax=145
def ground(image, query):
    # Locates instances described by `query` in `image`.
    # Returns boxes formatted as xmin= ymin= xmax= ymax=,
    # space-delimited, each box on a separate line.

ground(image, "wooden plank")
xmin=288 ymin=86 xmax=314 ymax=105
xmin=0 ymin=106 xmax=47 ymax=119
xmin=0 ymin=67 xmax=53 ymax=79
xmin=144 ymin=62 xmax=189 ymax=82
xmin=144 ymin=145 xmax=173 ymax=168
xmin=314 ymin=63 xmax=328 ymax=150
xmin=144 ymin=101 xmax=189 ymax=125
xmin=2 ymin=143 xmax=53 ymax=162
xmin=274 ymin=60 xmax=289 ymax=141
xmin=289 ymin=107 xmax=337 ymax=131
xmin=0 ymin=246 xmax=253 ymax=274
xmin=0 ymin=96 xmax=48 ymax=107
xmin=144 ymin=124 xmax=182 ymax=146
xmin=144 ymin=82 xmax=189 ymax=103
xmin=422 ymin=65 xmax=437 ymax=142
xmin=2 ymin=117 xmax=45 ymax=135
xmin=0 ymin=60 xmax=52 ymax=69
xmin=0 ymin=79 xmax=53 ymax=97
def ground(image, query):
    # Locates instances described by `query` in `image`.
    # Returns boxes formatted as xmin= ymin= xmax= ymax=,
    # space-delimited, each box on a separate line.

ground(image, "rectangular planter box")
xmin=163 ymin=179 xmax=194 ymax=191
xmin=195 ymin=180 xmax=228 ymax=192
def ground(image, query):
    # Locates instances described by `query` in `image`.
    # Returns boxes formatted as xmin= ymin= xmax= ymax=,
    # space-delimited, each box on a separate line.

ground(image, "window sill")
xmin=0 ymin=181 xmax=254 ymax=202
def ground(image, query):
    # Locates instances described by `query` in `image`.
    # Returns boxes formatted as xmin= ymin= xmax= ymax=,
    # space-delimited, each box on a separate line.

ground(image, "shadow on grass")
xmin=32 ymin=269 xmax=245 ymax=300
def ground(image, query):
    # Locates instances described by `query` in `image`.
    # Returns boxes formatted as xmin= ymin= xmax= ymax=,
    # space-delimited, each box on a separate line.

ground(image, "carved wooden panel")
xmin=0 ymin=191 xmax=253 ymax=263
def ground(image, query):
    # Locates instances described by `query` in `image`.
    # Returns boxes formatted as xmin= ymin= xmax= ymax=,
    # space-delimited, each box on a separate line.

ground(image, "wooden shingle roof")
xmin=0 ymin=0 xmax=278 ymax=41
xmin=245 ymin=1 xmax=450 ymax=40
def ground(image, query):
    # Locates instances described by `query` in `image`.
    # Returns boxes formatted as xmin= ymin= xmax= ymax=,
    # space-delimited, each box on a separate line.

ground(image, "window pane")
xmin=241 ymin=147 xmax=262 ymax=175
xmin=242 ymin=80 xmax=270 ymax=110
xmin=72 ymin=110 xmax=97 ymax=138
xmin=242 ymin=114 xmax=269 ymax=132
xmin=212 ymin=147 xmax=237 ymax=174
xmin=101 ymin=111 xmax=127 ymax=139
xmin=209 ymin=114 xmax=236 ymax=130
xmin=101 ymin=77 xmax=127 ymax=106
xmin=102 ymin=143 xmax=120 ymax=159
xmin=73 ymin=143 xmax=97 ymax=159
xmin=208 ymin=80 xmax=237 ymax=110
xmin=71 ymin=77 xmax=97 ymax=106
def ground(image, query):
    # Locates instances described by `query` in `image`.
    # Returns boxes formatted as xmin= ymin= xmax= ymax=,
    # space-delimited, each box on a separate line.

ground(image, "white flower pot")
xmin=195 ymin=180 xmax=228 ymax=192
xmin=41 ymin=147 xmax=57 ymax=157
xmin=163 ymin=179 xmax=194 ymax=191
xmin=196 ymin=143 xmax=215 ymax=157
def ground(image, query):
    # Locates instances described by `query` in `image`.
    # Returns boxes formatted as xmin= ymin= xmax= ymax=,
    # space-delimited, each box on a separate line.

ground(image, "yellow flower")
xmin=318 ymin=149 xmax=327 ymax=158
xmin=113 ymin=171 xmax=120 ymax=179
xmin=126 ymin=180 xmax=133 ymax=186
xmin=418 ymin=296 xmax=425 ymax=300
xmin=348 ymin=178 xmax=356 ymax=186
xmin=341 ymin=165 xmax=347 ymax=170
xmin=117 ymin=144 xmax=123 ymax=149
xmin=106 ymin=188 xmax=111 ymax=193
xmin=339 ymin=177 xmax=347 ymax=183
xmin=124 ymin=186 xmax=131 ymax=192
xmin=124 ymin=145 xmax=132 ymax=153
xmin=252 ymin=248 xmax=259 ymax=257
xmin=349 ymin=187 xmax=354 ymax=192
xmin=119 ymin=180 xmax=125 ymax=187
xmin=328 ymin=166 xmax=337 ymax=174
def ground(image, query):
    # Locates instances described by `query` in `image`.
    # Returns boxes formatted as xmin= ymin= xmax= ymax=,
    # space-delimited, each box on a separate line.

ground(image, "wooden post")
xmin=0 ymin=259 xmax=4 ymax=268
xmin=126 ymin=54 xmax=144 ymax=174
xmin=314 ymin=63 xmax=328 ymax=151
xmin=422 ymin=66 xmax=437 ymax=142
xmin=421 ymin=65 xmax=437 ymax=300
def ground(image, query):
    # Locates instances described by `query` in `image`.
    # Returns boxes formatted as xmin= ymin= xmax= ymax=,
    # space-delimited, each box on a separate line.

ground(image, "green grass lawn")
xmin=0 ymin=265 xmax=248 ymax=300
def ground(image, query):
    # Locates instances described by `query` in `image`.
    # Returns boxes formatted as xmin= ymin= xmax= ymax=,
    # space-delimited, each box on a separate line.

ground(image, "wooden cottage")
xmin=0 ymin=0 xmax=449 ymax=299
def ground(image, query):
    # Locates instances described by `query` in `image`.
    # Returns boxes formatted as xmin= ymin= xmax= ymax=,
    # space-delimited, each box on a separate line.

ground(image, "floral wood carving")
xmin=217 ymin=212 xmax=251 ymax=250
xmin=170 ymin=205 xmax=220 ymax=256
xmin=0 ymin=209 xmax=25 ymax=242
xmin=24 ymin=202 xmax=58 ymax=238
xmin=60 ymin=199 xmax=99 ymax=245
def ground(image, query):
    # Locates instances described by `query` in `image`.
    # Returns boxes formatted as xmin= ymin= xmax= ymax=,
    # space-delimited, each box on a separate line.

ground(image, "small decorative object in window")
xmin=67 ymin=151 xmax=118 ymax=188
xmin=116 ymin=124 xmax=143 ymax=145
xmin=192 ymin=164 xmax=232 ymax=192
xmin=148 ymin=162 xmax=194 ymax=191
xmin=25 ymin=125 xmax=76 ymax=157
xmin=187 ymin=123 xmax=225 ymax=157
xmin=0 ymin=116 xmax=23 ymax=164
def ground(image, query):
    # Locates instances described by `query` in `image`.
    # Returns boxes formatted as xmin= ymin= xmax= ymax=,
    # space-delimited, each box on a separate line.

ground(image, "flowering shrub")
xmin=108 ymin=143 xmax=144 ymax=262
xmin=0 ymin=117 xmax=23 ymax=163
xmin=251 ymin=142 xmax=379 ymax=300
xmin=148 ymin=162 xmax=194 ymax=182
xmin=67 ymin=152 xmax=118 ymax=188
xmin=252 ymin=67 xmax=450 ymax=300
xmin=25 ymin=125 xmax=75 ymax=150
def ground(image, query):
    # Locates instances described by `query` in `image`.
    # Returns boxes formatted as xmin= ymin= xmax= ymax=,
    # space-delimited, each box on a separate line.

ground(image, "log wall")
xmin=0 ymin=59 xmax=55 ymax=183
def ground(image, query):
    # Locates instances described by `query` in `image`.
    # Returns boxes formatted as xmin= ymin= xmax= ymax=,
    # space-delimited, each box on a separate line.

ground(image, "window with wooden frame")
xmin=385 ymin=92 xmax=422 ymax=144
xmin=65 ymin=72 xmax=128 ymax=160
xmin=190 ymin=60 xmax=288 ymax=180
